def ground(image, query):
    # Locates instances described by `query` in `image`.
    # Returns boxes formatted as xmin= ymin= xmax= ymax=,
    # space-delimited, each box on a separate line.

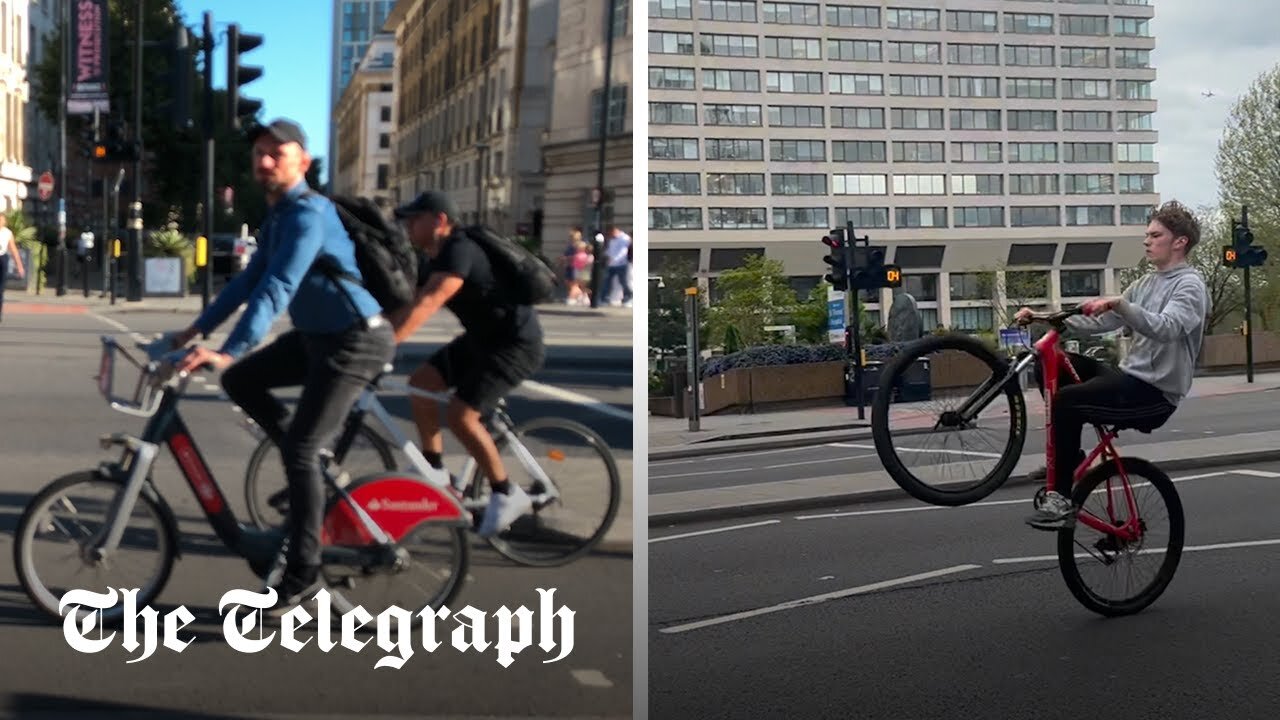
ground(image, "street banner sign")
xmin=68 ymin=0 xmax=111 ymax=114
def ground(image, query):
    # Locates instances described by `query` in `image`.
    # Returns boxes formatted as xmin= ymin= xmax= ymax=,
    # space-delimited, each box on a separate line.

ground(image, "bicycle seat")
xmin=1099 ymin=409 xmax=1173 ymax=435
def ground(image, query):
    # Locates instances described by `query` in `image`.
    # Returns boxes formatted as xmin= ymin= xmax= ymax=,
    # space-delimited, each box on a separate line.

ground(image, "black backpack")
xmin=310 ymin=193 xmax=418 ymax=316
xmin=461 ymin=224 xmax=559 ymax=306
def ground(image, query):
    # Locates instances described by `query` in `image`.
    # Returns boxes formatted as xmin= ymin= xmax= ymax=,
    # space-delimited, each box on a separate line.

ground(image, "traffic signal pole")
xmin=1242 ymin=205 xmax=1254 ymax=383
xmin=847 ymin=220 xmax=865 ymax=420
xmin=127 ymin=0 xmax=144 ymax=301
xmin=202 ymin=12 xmax=215 ymax=310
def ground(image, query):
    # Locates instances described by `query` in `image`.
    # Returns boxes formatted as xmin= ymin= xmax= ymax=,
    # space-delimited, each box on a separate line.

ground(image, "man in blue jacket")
xmin=170 ymin=119 xmax=394 ymax=610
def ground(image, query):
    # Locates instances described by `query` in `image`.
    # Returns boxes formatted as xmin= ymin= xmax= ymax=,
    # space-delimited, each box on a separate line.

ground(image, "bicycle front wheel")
xmin=14 ymin=471 xmax=177 ymax=624
xmin=466 ymin=417 xmax=622 ymax=567
xmin=1058 ymin=458 xmax=1184 ymax=617
xmin=871 ymin=333 xmax=1027 ymax=506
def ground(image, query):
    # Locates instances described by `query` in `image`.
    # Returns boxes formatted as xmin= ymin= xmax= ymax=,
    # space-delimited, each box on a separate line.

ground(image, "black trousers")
xmin=1033 ymin=352 xmax=1176 ymax=495
xmin=221 ymin=320 xmax=396 ymax=570
xmin=0 ymin=254 xmax=9 ymax=319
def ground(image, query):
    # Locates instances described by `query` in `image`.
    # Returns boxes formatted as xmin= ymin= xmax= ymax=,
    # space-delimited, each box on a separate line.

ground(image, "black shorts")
xmin=428 ymin=334 xmax=545 ymax=414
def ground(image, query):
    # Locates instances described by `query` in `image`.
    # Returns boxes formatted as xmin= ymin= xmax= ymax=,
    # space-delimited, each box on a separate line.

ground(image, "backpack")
xmin=310 ymin=192 xmax=418 ymax=316
xmin=460 ymin=224 xmax=559 ymax=306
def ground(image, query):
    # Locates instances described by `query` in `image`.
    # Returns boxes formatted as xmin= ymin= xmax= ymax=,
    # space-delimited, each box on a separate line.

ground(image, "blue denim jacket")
xmin=193 ymin=179 xmax=382 ymax=359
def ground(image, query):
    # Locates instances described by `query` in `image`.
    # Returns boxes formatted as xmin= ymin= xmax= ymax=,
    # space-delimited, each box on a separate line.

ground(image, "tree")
xmin=704 ymin=254 xmax=798 ymax=348
xmin=972 ymin=263 xmax=1047 ymax=327
xmin=1214 ymin=63 xmax=1280 ymax=328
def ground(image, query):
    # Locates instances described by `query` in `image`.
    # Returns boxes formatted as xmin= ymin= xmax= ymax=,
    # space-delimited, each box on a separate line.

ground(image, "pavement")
xmin=649 ymin=457 xmax=1280 ymax=719
xmin=649 ymin=371 xmax=1280 ymax=526
xmin=0 ymin=307 xmax=632 ymax=718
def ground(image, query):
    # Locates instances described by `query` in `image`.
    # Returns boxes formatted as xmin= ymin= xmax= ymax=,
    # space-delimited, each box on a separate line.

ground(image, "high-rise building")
xmin=332 ymin=34 xmax=396 ymax=202
xmin=648 ymin=0 xmax=1159 ymax=333
xmin=330 ymin=0 xmax=396 ymax=183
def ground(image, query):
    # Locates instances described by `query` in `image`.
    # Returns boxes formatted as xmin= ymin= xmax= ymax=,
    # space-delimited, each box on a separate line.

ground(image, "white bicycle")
xmin=241 ymin=364 xmax=622 ymax=567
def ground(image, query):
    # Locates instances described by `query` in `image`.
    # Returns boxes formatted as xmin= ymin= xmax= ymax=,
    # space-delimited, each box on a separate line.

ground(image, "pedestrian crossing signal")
xmin=885 ymin=266 xmax=902 ymax=287
xmin=1224 ymin=246 xmax=1238 ymax=267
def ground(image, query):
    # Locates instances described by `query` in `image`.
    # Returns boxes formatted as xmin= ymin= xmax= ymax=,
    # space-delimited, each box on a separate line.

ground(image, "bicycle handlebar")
xmin=1015 ymin=306 xmax=1085 ymax=328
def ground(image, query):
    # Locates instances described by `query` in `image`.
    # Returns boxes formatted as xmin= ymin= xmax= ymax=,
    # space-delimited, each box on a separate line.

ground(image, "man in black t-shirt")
xmin=390 ymin=191 xmax=545 ymax=537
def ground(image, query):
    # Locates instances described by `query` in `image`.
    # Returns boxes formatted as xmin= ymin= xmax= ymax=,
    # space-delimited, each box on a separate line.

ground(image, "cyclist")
xmin=1016 ymin=200 xmax=1211 ymax=529
xmin=388 ymin=191 xmax=546 ymax=537
xmin=169 ymin=119 xmax=395 ymax=611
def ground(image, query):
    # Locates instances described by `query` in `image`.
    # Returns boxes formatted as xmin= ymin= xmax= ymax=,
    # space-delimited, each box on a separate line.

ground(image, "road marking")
xmin=203 ymin=384 xmax=220 ymax=392
xmin=659 ymin=565 xmax=983 ymax=634
xmin=1232 ymin=469 xmax=1280 ymax=478
xmin=87 ymin=311 xmax=131 ymax=333
xmin=570 ymin=669 xmax=614 ymax=688
xmin=650 ymin=520 xmax=780 ymax=544
xmin=651 ymin=468 xmax=745 ymax=480
xmin=520 ymin=379 xmax=633 ymax=422
xmin=650 ymin=446 xmax=824 ymax=467
xmin=762 ymin=453 xmax=876 ymax=470
xmin=992 ymin=537 xmax=1280 ymax=565
xmin=828 ymin=442 xmax=1003 ymax=459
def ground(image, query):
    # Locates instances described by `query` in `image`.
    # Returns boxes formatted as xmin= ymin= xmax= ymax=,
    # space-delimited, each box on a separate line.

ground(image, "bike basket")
xmin=96 ymin=336 xmax=164 ymax=415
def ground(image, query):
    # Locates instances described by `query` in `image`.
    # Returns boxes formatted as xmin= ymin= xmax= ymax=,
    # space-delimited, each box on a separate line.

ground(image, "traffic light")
xmin=226 ymin=23 xmax=264 ymax=130
xmin=822 ymin=229 xmax=849 ymax=291
xmin=1226 ymin=218 xmax=1269 ymax=268
xmin=852 ymin=248 xmax=904 ymax=290
xmin=162 ymin=24 xmax=193 ymax=131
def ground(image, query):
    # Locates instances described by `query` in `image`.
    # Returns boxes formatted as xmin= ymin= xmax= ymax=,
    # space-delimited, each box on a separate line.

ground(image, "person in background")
xmin=0 ymin=214 xmax=24 ymax=322
xmin=602 ymin=225 xmax=632 ymax=307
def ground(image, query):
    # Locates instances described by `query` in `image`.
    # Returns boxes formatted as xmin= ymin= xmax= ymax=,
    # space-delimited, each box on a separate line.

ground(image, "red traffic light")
xmin=822 ymin=234 xmax=842 ymax=249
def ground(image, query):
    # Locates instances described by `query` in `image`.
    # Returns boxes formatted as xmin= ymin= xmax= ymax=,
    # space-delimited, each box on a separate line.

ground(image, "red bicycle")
xmin=871 ymin=308 xmax=1185 ymax=616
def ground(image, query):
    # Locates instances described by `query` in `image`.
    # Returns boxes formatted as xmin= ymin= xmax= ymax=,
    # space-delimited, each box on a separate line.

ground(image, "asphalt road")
xmin=0 ymin=309 xmax=631 ymax=718
xmin=649 ymin=389 xmax=1280 ymax=494
xmin=649 ymin=458 xmax=1280 ymax=720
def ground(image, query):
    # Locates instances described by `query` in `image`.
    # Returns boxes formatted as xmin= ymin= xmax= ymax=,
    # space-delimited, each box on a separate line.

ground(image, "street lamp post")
xmin=127 ymin=0 xmax=145 ymax=301
xmin=55 ymin=0 xmax=69 ymax=296
xmin=590 ymin=0 xmax=619 ymax=309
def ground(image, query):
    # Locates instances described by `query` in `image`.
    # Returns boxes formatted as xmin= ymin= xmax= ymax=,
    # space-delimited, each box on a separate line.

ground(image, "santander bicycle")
xmin=13 ymin=335 xmax=470 ymax=624
xmin=871 ymin=308 xmax=1184 ymax=617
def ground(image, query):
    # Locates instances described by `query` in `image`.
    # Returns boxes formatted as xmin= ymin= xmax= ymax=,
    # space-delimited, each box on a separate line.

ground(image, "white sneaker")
xmin=477 ymin=483 xmax=533 ymax=538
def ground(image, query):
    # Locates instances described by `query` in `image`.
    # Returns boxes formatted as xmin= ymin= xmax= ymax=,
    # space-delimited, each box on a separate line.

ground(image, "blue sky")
xmin=174 ymin=0 xmax=335 ymax=182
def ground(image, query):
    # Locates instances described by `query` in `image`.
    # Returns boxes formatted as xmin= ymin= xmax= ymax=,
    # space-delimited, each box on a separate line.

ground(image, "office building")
xmin=332 ymin=34 xmax=396 ymax=202
xmin=330 ymin=0 xmax=397 ymax=185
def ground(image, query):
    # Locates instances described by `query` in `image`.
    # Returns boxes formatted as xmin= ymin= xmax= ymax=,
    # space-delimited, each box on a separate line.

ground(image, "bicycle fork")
xmin=88 ymin=433 xmax=163 ymax=559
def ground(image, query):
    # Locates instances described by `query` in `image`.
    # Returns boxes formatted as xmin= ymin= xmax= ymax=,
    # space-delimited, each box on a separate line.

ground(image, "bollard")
xmin=195 ymin=235 xmax=209 ymax=309
xmin=110 ymin=238 xmax=121 ymax=305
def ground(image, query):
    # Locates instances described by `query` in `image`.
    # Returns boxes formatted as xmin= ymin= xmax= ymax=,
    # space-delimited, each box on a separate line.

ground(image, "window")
xmin=1006 ymin=78 xmax=1055 ymax=99
xmin=896 ymin=207 xmax=948 ymax=228
xmin=828 ymin=39 xmax=881 ymax=62
xmin=652 ymin=0 xmax=693 ymax=18
xmin=1121 ymin=205 xmax=1152 ymax=225
xmin=703 ymin=69 xmax=761 ymax=92
xmin=887 ymin=42 xmax=941 ymax=63
xmin=950 ymin=272 xmax=992 ymax=300
xmin=1118 ymin=111 xmax=1154 ymax=131
xmin=650 ymin=173 xmax=702 ymax=195
xmin=590 ymin=85 xmax=627 ymax=137
xmin=893 ymin=108 xmax=944 ymax=129
xmin=1061 ymin=270 xmax=1102 ymax=297
xmin=886 ymin=7 xmax=939 ymax=30
xmin=834 ymin=140 xmax=887 ymax=162
xmin=699 ymin=33 xmax=759 ymax=56
xmin=650 ymin=137 xmax=700 ymax=159
xmin=649 ymin=102 xmax=697 ymax=124
xmin=1114 ymin=17 xmax=1151 ymax=36
xmin=704 ymin=104 xmax=763 ymax=126
xmin=900 ymin=271 xmax=939 ymax=299
xmin=650 ymin=67 xmax=697 ymax=90
xmin=950 ymin=76 xmax=999 ymax=98
xmin=890 ymin=75 xmax=943 ymax=96
xmin=948 ymin=43 xmax=999 ymax=65
xmin=947 ymin=10 xmax=996 ymax=32
xmin=1116 ymin=80 xmax=1153 ymax=100
xmin=893 ymin=174 xmax=946 ymax=195
xmin=774 ymin=207 xmax=829 ymax=228
xmin=1118 ymin=174 xmax=1155 ymax=194
xmin=1117 ymin=143 xmax=1156 ymax=162
xmin=380 ymin=106 xmax=392 ymax=122
xmin=1004 ymin=13 xmax=1054 ymax=34
xmin=699 ymin=0 xmax=757 ymax=21
xmin=764 ymin=36 xmax=822 ymax=59
xmin=1005 ymin=45 xmax=1055 ymax=66
xmin=650 ymin=208 xmax=703 ymax=230
xmin=1063 ymin=111 xmax=1110 ymax=131
xmin=611 ymin=0 xmax=630 ymax=35
xmin=762 ymin=2 xmax=820 ymax=24
xmin=706 ymin=173 xmax=766 ymax=194
xmin=1011 ymin=206 xmax=1059 ymax=227
xmin=831 ymin=106 xmax=884 ymax=128
xmin=1064 ymin=142 xmax=1111 ymax=163
xmin=1059 ymin=14 xmax=1108 ymax=35
xmin=1008 ymin=174 xmax=1059 ymax=193
xmin=1007 ymin=110 xmax=1056 ymax=131
xmin=650 ymin=31 xmax=694 ymax=54
xmin=1066 ymin=205 xmax=1114 ymax=226
xmin=892 ymin=141 xmax=944 ymax=162
xmin=1063 ymin=79 xmax=1110 ymax=99
xmin=705 ymin=138 xmax=765 ymax=160
xmin=950 ymin=109 xmax=1000 ymax=130
xmin=770 ymin=139 xmax=826 ymax=161
xmin=833 ymin=174 xmax=888 ymax=195
xmin=1063 ymin=174 xmax=1113 ymax=194
xmin=708 ymin=207 xmax=769 ymax=229
xmin=772 ymin=174 xmax=827 ymax=194
xmin=952 ymin=142 xmax=1002 ymax=163
xmin=1009 ymin=143 xmax=1058 ymax=163
xmin=836 ymin=207 xmax=890 ymax=229
xmin=954 ymin=207 xmax=1004 ymax=228
xmin=379 ymin=133 xmax=390 ymax=149
xmin=768 ymin=105 xmax=825 ymax=127
xmin=1115 ymin=49 xmax=1151 ymax=68
xmin=951 ymin=307 xmax=995 ymax=332
xmin=829 ymin=73 xmax=884 ymax=95
xmin=951 ymin=174 xmax=1002 ymax=195
xmin=376 ymin=164 xmax=389 ymax=189
xmin=766 ymin=71 xmax=823 ymax=93
xmin=1062 ymin=47 xmax=1109 ymax=68
xmin=827 ymin=5 xmax=879 ymax=27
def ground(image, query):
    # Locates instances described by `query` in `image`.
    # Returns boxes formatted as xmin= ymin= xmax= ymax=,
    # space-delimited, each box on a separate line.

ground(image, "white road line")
xmin=1232 ymin=469 xmax=1280 ymax=478
xmin=658 ymin=565 xmax=983 ymax=634
xmin=203 ymin=384 xmax=220 ymax=392
xmin=651 ymin=468 xmax=745 ymax=480
xmin=520 ymin=379 xmax=633 ymax=422
xmin=650 ymin=446 xmax=825 ymax=467
xmin=650 ymin=520 xmax=780 ymax=543
xmin=88 ymin=311 xmax=131 ymax=333
xmin=993 ymin=538 xmax=1280 ymax=565
xmin=570 ymin=669 xmax=614 ymax=688
xmin=828 ymin=442 xmax=1003 ymax=459
xmin=762 ymin=453 xmax=875 ymax=470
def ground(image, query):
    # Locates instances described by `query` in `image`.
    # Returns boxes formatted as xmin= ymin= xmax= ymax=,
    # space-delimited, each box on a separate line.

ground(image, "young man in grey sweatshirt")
xmin=1016 ymin=201 xmax=1212 ymax=529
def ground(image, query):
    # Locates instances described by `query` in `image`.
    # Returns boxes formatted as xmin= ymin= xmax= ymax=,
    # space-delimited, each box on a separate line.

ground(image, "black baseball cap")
xmin=394 ymin=191 xmax=460 ymax=221
xmin=247 ymin=118 xmax=308 ymax=150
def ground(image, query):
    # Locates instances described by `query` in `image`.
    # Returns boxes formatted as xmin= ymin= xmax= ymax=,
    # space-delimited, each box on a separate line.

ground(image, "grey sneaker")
xmin=1026 ymin=491 xmax=1075 ymax=530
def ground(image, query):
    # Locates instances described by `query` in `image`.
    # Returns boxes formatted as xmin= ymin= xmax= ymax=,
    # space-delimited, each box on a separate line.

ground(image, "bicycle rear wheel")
xmin=871 ymin=333 xmax=1027 ymax=506
xmin=465 ymin=417 xmax=622 ymax=567
xmin=1058 ymin=458 xmax=1184 ymax=617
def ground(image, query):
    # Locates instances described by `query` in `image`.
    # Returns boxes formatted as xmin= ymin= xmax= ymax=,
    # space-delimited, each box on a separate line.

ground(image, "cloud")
xmin=1151 ymin=1 xmax=1280 ymax=208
